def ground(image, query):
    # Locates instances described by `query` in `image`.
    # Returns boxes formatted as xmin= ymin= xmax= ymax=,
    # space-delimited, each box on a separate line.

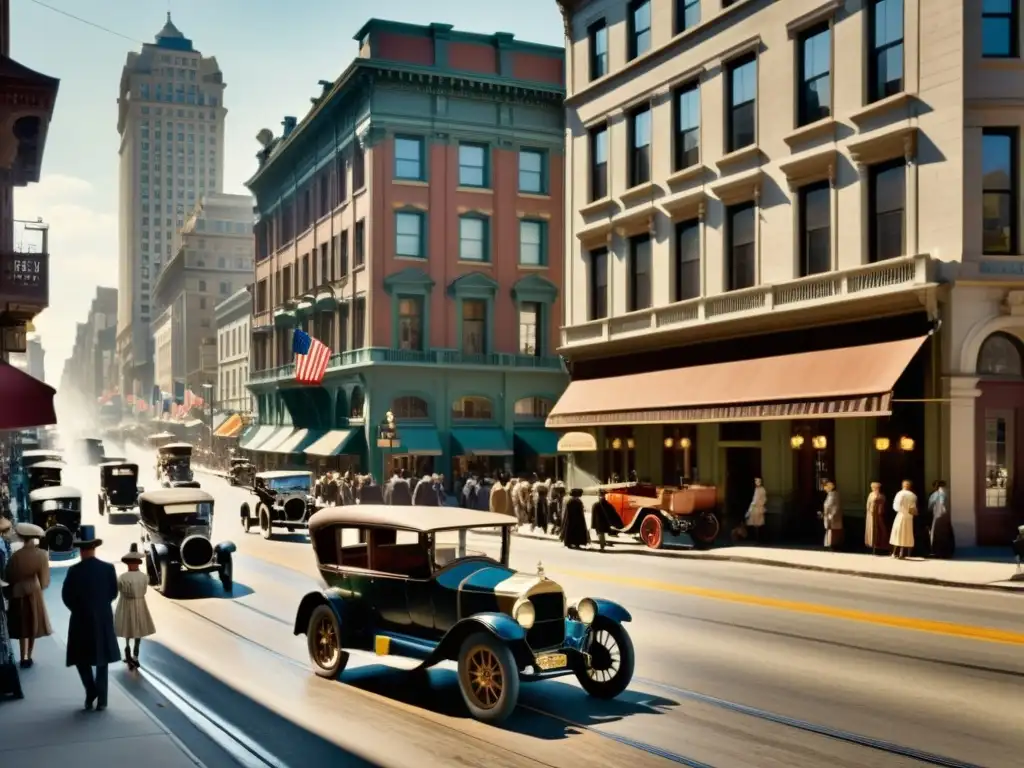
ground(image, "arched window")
xmin=349 ymin=387 xmax=365 ymax=419
xmin=452 ymin=396 xmax=493 ymax=420
xmin=392 ymin=395 xmax=429 ymax=420
xmin=977 ymin=332 xmax=1024 ymax=377
xmin=513 ymin=396 xmax=553 ymax=419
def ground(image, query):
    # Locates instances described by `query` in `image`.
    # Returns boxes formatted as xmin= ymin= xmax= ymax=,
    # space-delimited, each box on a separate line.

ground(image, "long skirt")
xmin=561 ymin=509 xmax=590 ymax=548
xmin=824 ymin=528 xmax=844 ymax=549
xmin=0 ymin=602 xmax=22 ymax=698
xmin=930 ymin=514 xmax=956 ymax=559
xmin=890 ymin=511 xmax=915 ymax=549
xmin=6 ymin=591 xmax=51 ymax=640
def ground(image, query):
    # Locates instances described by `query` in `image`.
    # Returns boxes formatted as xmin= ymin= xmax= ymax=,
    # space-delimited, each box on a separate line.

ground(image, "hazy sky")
xmin=11 ymin=0 xmax=563 ymax=384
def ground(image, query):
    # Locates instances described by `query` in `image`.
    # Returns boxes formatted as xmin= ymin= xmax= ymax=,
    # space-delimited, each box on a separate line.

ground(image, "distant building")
xmin=25 ymin=336 xmax=44 ymax=381
xmin=215 ymin=287 xmax=253 ymax=417
xmin=59 ymin=287 xmax=118 ymax=406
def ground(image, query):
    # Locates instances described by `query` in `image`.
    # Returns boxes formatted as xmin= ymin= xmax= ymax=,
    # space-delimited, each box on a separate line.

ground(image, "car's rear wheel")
xmin=240 ymin=502 xmax=252 ymax=534
xmin=576 ymin=617 xmax=635 ymax=700
xmin=638 ymin=513 xmax=664 ymax=549
xmin=457 ymin=632 xmax=519 ymax=724
xmin=219 ymin=554 xmax=233 ymax=593
xmin=145 ymin=551 xmax=158 ymax=586
xmin=691 ymin=511 xmax=720 ymax=549
xmin=159 ymin=558 xmax=177 ymax=597
xmin=307 ymin=605 xmax=348 ymax=679
xmin=258 ymin=504 xmax=273 ymax=540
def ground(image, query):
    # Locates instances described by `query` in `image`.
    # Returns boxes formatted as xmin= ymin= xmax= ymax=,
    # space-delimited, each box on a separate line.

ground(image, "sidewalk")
xmin=0 ymin=634 xmax=203 ymax=767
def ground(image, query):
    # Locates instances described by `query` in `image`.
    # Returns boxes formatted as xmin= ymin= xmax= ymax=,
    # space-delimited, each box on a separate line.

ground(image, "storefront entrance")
xmin=724 ymin=447 xmax=761 ymax=529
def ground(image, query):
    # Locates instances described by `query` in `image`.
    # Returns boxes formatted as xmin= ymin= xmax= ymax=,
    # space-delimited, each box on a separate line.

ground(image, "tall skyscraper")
xmin=115 ymin=13 xmax=225 ymax=397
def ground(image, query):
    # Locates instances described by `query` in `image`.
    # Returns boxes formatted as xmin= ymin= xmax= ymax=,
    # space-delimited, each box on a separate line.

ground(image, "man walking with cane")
xmin=61 ymin=525 xmax=120 ymax=711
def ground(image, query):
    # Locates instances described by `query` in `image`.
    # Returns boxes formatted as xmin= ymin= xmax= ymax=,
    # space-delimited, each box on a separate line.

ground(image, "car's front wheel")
xmin=576 ymin=617 xmax=635 ymax=700
xmin=456 ymin=632 xmax=520 ymax=724
xmin=307 ymin=605 xmax=348 ymax=679
xmin=219 ymin=554 xmax=233 ymax=593
xmin=145 ymin=551 xmax=158 ymax=586
xmin=240 ymin=502 xmax=252 ymax=534
xmin=258 ymin=504 xmax=273 ymax=540
xmin=159 ymin=558 xmax=177 ymax=597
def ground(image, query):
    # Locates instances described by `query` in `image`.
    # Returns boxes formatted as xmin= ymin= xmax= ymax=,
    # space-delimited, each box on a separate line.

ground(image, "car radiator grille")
xmin=284 ymin=498 xmax=307 ymax=522
xmin=180 ymin=535 xmax=214 ymax=568
xmin=527 ymin=592 xmax=566 ymax=651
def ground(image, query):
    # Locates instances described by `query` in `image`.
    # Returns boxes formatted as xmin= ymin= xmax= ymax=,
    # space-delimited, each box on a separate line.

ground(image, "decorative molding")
xmin=786 ymin=0 xmax=844 ymax=38
xmin=777 ymin=147 xmax=839 ymax=191
xmin=383 ymin=266 xmax=435 ymax=295
xmin=448 ymin=270 xmax=499 ymax=298
xmin=710 ymin=168 xmax=764 ymax=206
xmin=511 ymin=274 xmax=558 ymax=304
xmin=847 ymin=125 xmax=918 ymax=167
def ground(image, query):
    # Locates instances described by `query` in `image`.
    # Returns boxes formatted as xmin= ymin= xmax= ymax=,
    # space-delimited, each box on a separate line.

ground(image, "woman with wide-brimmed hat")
xmin=0 ymin=517 xmax=23 ymax=698
xmin=114 ymin=544 xmax=155 ymax=670
xmin=5 ymin=523 xmax=53 ymax=667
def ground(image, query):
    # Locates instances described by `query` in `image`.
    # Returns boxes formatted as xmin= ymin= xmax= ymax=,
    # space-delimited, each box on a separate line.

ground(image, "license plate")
xmin=535 ymin=653 xmax=567 ymax=671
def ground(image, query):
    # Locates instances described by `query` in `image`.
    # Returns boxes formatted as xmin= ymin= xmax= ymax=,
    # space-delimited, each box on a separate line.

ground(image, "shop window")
xmin=984 ymin=413 xmax=1012 ymax=508
xmin=452 ymin=396 xmax=493 ymax=420
xmin=977 ymin=332 xmax=1023 ymax=376
xmin=392 ymin=396 xmax=429 ymax=420
xmin=350 ymin=387 xmax=365 ymax=419
xmin=603 ymin=429 xmax=636 ymax=483
xmin=514 ymin=397 xmax=553 ymax=420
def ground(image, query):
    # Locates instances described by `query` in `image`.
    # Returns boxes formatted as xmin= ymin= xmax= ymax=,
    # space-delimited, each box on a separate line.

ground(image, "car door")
xmin=364 ymin=528 xmax=413 ymax=633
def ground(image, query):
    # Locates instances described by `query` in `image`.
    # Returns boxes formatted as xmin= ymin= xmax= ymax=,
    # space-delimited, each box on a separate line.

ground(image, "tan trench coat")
xmin=6 ymin=544 xmax=53 ymax=639
xmin=114 ymin=570 xmax=156 ymax=639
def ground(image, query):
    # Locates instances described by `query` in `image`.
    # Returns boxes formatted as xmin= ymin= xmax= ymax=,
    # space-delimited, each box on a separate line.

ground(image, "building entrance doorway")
xmin=724 ymin=447 xmax=761 ymax=529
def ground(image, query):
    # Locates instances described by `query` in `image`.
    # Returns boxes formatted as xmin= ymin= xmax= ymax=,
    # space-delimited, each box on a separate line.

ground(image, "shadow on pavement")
xmin=104 ymin=514 xmax=141 ymax=527
xmin=155 ymin=576 xmax=255 ymax=601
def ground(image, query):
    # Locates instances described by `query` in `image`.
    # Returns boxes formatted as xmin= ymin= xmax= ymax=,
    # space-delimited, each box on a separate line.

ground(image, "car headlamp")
xmin=575 ymin=598 xmax=597 ymax=625
xmin=513 ymin=598 xmax=536 ymax=630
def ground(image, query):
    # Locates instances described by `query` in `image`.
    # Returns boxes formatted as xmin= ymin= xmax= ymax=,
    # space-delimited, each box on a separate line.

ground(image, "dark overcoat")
xmin=386 ymin=478 xmax=412 ymax=506
xmin=61 ymin=557 xmax=120 ymax=667
xmin=412 ymin=478 xmax=438 ymax=506
xmin=591 ymin=499 xmax=616 ymax=533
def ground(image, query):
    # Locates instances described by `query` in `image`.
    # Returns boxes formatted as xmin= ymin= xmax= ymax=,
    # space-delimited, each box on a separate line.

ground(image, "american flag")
xmin=292 ymin=329 xmax=330 ymax=385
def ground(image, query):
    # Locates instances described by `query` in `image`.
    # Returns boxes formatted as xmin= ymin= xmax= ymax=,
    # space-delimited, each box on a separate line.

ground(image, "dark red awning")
xmin=0 ymin=362 xmax=56 ymax=430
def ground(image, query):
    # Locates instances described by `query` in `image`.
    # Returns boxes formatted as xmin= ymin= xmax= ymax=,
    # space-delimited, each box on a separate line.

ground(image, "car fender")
xmin=214 ymin=541 xmax=236 ymax=556
xmin=149 ymin=541 xmax=169 ymax=565
xmin=622 ymin=507 xmax=665 ymax=535
xmin=293 ymin=589 xmax=349 ymax=636
xmin=592 ymin=598 xmax=632 ymax=624
xmin=423 ymin=613 xmax=531 ymax=669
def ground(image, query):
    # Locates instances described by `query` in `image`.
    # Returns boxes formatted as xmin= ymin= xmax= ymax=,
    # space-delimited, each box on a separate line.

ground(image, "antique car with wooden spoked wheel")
xmin=596 ymin=481 xmax=721 ymax=549
xmin=293 ymin=505 xmax=635 ymax=725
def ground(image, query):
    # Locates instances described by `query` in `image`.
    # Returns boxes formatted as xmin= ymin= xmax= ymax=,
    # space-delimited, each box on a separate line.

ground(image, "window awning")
xmin=451 ymin=427 xmax=513 ymax=457
xmin=547 ymin=336 xmax=928 ymax=428
xmin=211 ymin=411 xmax=232 ymax=431
xmin=271 ymin=428 xmax=325 ymax=455
xmin=240 ymin=425 xmax=279 ymax=451
xmin=557 ymin=431 xmax=598 ymax=452
xmin=513 ymin=428 xmax=560 ymax=456
xmin=304 ymin=428 xmax=362 ymax=457
xmin=0 ymin=363 xmax=56 ymax=430
xmin=256 ymin=427 xmax=297 ymax=453
xmin=389 ymin=425 xmax=443 ymax=456
xmin=214 ymin=413 xmax=243 ymax=439
xmin=183 ymin=419 xmax=204 ymax=429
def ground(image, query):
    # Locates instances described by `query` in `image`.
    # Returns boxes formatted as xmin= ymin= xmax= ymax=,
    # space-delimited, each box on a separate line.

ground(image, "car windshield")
xmin=40 ymin=498 xmax=80 ymax=512
xmin=265 ymin=476 xmax=310 ymax=493
xmin=164 ymin=501 xmax=212 ymax=523
xmin=431 ymin=529 xmax=490 ymax=567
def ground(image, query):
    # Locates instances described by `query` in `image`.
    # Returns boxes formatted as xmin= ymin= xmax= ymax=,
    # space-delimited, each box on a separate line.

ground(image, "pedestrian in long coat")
xmin=547 ymin=482 xmax=566 ymax=535
xmin=819 ymin=481 xmax=843 ymax=550
xmin=489 ymin=478 xmax=510 ymax=516
xmin=0 ymin=517 xmax=23 ymax=699
xmin=387 ymin=476 xmax=413 ymax=505
xmin=532 ymin=480 xmax=550 ymax=533
xmin=889 ymin=480 xmax=917 ymax=559
xmin=411 ymin=475 xmax=436 ymax=506
xmin=561 ymin=489 xmax=590 ymax=549
xmin=745 ymin=478 xmax=767 ymax=542
xmin=928 ymin=481 xmax=955 ymax=559
xmin=864 ymin=482 xmax=890 ymax=555
xmin=61 ymin=526 xmax=120 ymax=711
xmin=6 ymin=523 xmax=52 ymax=666
xmin=114 ymin=544 xmax=155 ymax=671
xmin=590 ymin=490 xmax=616 ymax=551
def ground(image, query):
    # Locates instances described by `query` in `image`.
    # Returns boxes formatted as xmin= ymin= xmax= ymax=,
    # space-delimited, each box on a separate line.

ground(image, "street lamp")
xmin=202 ymin=382 xmax=214 ymax=458
xmin=377 ymin=410 xmax=400 ymax=479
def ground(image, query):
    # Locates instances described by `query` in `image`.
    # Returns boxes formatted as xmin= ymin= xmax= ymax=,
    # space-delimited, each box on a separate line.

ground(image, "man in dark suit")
xmin=61 ymin=526 xmax=120 ymax=711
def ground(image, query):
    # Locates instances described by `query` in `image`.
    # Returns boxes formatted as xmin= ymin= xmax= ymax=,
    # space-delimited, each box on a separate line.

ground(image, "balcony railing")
xmin=0 ymin=250 xmax=49 ymax=307
xmin=562 ymin=253 xmax=934 ymax=350
xmin=250 ymin=346 xmax=566 ymax=383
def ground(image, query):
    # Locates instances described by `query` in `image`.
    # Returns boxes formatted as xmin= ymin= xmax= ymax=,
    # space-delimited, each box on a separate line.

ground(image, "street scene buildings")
xmin=58 ymin=286 xmax=117 ymax=406
xmin=214 ymin=285 xmax=254 ymax=436
xmin=552 ymin=0 xmax=1024 ymax=547
xmin=244 ymin=19 xmax=568 ymax=478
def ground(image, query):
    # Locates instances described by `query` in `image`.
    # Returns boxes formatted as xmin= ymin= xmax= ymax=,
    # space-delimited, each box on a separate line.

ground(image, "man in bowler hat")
xmin=61 ymin=525 xmax=120 ymax=711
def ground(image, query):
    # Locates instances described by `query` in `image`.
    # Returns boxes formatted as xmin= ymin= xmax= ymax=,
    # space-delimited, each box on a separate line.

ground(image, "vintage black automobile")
xmin=27 ymin=485 xmax=82 ymax=553
xmin=228 ymin=457 xmax=254 ymax=487
xmin=240 ymin=470 xmax=317 ymax=539
xmin=138 ymin=488 xmax=235 ymax=595
xmin=148 ymin=431 xmax=176 ymax=450
xmin=27 ymin=460 xmax=64 ymax=492
xmin=156 ymin=443 xmax=199 ymax=487
xmin=294 ymin=505 xmax=635 ymax=724
xmin=82 ymin=438 xmax=105 ymax=466
xmin=98 ymin=461 xmax=142 ymax=517
xmin=21 ymin=449 xmax=63 ymax=469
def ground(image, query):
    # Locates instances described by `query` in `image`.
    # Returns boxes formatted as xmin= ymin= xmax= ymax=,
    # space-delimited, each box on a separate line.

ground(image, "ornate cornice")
xmin=368 ymin=66 xmax=563 ymax=106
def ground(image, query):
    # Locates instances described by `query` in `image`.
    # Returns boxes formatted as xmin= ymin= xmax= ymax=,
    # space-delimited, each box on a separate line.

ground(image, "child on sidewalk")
xmin=114 ymin=544 xmax=156 ymax=670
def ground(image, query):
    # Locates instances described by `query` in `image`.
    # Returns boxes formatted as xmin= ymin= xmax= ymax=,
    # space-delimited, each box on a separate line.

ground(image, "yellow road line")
xmin=559 ymin=568 xmax=1024 ymax=646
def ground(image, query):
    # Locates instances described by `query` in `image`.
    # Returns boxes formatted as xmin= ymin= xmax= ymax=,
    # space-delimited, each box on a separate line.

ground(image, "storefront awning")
xmin=183 ymin=419 xmax=204 ymax=429
xmin=556 ymin=431 xmax=598 ymax=452
xmin=240 ymin=425 xmax=279 ymax=451
xmin=513 ymin=428 xmax=560 ymax=456
xmin=0 ymin=363 xmax=56 ymax=430
xmin=390 ymin=426 xmax=443 ymax=456
xmin=214 ymin=413 xmax=243 ymax=439
xmin=305 ymin=428 xmax=362 ymax=457
xmin=547 ymin=336 xmax=928 ymax=428
xmin=451 ymin=428 xmax=513 ymax=457
xmin=211 ymin=411 xmax=231 ymax=431
xmin=271 ymin=428 xmax=325 ymax=454
xmin=256 ymin=427 xmax=297 ymax=453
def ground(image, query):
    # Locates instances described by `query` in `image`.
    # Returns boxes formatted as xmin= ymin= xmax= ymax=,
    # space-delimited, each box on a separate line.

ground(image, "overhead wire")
xmin=25 ymin=0 xmax=144 ymax=44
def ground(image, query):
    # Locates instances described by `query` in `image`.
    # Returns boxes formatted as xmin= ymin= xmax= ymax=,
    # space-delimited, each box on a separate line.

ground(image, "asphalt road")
xmin=42 ymin=449 xmax=1024 ymax=768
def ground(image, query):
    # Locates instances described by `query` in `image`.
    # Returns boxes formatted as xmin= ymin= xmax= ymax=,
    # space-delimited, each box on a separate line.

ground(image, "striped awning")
xmin=305 ymin=429 xmax=361 ymax=457
xmin=255 ymin=427 xmax=297 ymax=453
xmin=214 ymin=413 xmax=243 ymax=439
xmin=240 ymin=425 xmax=278 ymax=451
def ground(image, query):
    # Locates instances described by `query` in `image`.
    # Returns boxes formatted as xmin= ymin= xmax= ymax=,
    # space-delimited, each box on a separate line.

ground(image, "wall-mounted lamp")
xmin=611 ymin=438 xmax=622 ymax=450
xmin=812 ymin=435 xmax=827 ymax=450
xmin=680 ymin=437 xmax=692 ymax=449
xmin=664 ymin=437 xmax=674 ymax=449
xmin=874 ymin=436 xmax=891 ymax=452
xmin=627 ymin=438 xmax=635 ymax=450
xmin=790 ymin=434 xmax=805 ymax=449
xmin=899 ymin=436 xmax=915 ymax=452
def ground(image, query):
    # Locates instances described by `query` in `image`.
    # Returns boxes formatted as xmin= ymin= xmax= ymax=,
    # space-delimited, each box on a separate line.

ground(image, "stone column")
xmin=944 ymin=375 xmax=980 ymax=547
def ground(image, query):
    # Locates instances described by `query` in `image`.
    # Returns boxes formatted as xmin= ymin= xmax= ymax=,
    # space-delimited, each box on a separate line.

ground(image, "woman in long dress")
xmin=745 ymin=478 xmax=767 ymax=542
xmin=0 ymin=517 xmax=23 ymax=698
xmin=560 ymin=489 xmax=590 ymax=549
xmin=889 ymin=480 xmax=917 ymax=559
xmin=928 ymin=480 xmax=955 ymax=559
xmin=114 ymin=544 xmax=156 ymax=670
xmin=820 ymin=481 xmax=843 ymax=550
xmin=864 ymin=482 xmax=890 ymax=555
xmin=6 ymin=523 xmax=52 ymax=667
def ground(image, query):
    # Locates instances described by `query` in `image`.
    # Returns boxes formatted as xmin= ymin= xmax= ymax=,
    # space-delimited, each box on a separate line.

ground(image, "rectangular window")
xmin=868 ymin=159 xmax=906 ymax=262
xmin=868 ymin=0 xmax=904 ymax=103
xmin=339 ymin=230 xmax=349 ymax=274
xmin=675 ymin=0 xmax=700 ymax=33
xmin=519 ymin=149 xmax=545 ymax=194
xmin=674 ymin=220 xmax=700 ymax=301
xmin=985 ymin=413 xmax=1013 ymax=508
xmin=354 ymin=220 xmax=365 ymax=267
xmin=628 ymin=105 xmax=652 ymax=187
xmin=982 ymin=128 xmax=1018 ymax=255
xmin=352 ymin=297 xmax=366 ymax=349
xmin=395 ymin=211 xmax=424 ymax=257
xmin=799 ymin=182 xmax=832 ymax=276
xmin=394 ymin=137 xmax=424 ymax=180
xmin=589 ymin=20 xmax=609 ymax=80
xmin=628 ymin=0 xmax=652 ymax=60
xmin=462 ymin=300 xmax=487 ymax=354
xmin=589 ymin=248 xmax=608 ymax=321
xmin=726 ymin=203 xmax=756 ymax=291
xmin=983 ymin=0 xmax=1018 ymax=58
xmin=628 ymin=234 xmax=652 ymax=312
xmin=518 ymin=302 xmax=542 ymax=356
xmin=798 ymin=24 xmax=831 ymax=126
xmin=458 ymin=143 xmax=488 ymax=187
xmin=673 ymin=82 xmax=700 ymax=171
xmin=727 ymin=54 xmax=757 ymax=152
xmin=459 ymin=216 xmax=488 ymax=261
xmin=519 ymin=220 xmax=545 ymax=266
xmin=590 ymin=124 xmax=609 ymax=200
xmin=397 ymin=297 xmax=423 ymax=351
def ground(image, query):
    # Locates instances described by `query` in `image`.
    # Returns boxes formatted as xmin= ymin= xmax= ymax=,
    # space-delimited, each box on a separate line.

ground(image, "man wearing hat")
xmin=61 ymin=525 xmax=120 ymax=711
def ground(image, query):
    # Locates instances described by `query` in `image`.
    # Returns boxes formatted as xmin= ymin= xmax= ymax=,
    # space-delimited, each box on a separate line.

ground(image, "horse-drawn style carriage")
xmin=595 ymin=481 xmax=720 ymax=549
xmin=98 ymin=461 xmax=142 ymax=517
xmin=156 ymin=443 xmax=199 ymax=488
